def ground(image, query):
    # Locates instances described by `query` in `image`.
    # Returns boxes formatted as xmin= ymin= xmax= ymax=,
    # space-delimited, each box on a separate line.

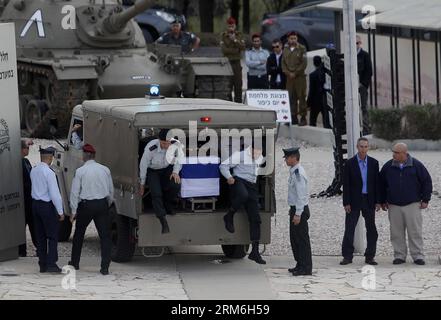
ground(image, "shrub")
xmin=369 ymin=104 xmax=441 ymax=141
xmin=369 ymin=108 xmax=402 ymax=141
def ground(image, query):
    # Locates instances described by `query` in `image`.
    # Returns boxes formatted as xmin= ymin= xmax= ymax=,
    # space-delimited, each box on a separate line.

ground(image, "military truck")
xmin=52 ymin=97 xmax=276 ymax=261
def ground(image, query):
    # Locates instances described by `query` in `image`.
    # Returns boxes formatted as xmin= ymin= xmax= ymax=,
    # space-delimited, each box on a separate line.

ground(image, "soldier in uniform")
xmin=220 ymin=17 xmax=246 ymax=103
xmin=219 ymin=142 xmax=266 ymax=265
xmin=282 ymin=32 xmax=308 ymax=126
xmin=30 ymin=146 xmax=64 ymax=273
xmin=156 ymin=18 xmax=200 ymax=54
xmin=69 ymin=144 xmax=114 ymax=275
xmin=283 ymin=147 xmax=313 ymax=276
xmin=139 ymin=129 xmax=183 ymax=234
xmin=18 ymin=139 xmax=37 ymax=257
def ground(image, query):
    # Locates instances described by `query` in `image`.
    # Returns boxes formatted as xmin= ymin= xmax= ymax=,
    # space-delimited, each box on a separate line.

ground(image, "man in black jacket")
xmin=307 ymin=56 xmax=330 ymax=128
xmin=18 ymin=139 xmax=38 ymax=257
xmin=341 ymin=138 xmax=380 ymax=266
xmin=380 ymin=143 xmax=432 ymax=266
xmin=357 ymin=36 xmax=373 ymax=135
xmin=266 ymin=39 xmax=286 ymax=90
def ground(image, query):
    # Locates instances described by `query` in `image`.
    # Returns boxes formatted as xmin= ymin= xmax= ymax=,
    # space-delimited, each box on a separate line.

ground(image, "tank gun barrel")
xmin=103 ymin=0 xmax=152 ymax=34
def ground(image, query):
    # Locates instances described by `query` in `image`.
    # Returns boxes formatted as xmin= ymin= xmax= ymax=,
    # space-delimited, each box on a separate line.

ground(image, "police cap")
xmin=283 ymin=147 xmax=300 ymax=158
xmin=39 ymin=146 xmax=57 ymax=155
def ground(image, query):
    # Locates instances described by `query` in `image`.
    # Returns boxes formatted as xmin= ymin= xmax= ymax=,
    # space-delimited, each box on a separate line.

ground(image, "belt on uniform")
xmin=80 ymin=198 xmax=107 ymax=203
xmin=33 ymin=199 xmax=51 ymax=204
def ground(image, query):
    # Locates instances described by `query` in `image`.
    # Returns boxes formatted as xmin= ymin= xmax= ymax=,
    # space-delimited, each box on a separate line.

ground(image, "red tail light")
xmin=200 ymin=117 xmax=212 ymax=123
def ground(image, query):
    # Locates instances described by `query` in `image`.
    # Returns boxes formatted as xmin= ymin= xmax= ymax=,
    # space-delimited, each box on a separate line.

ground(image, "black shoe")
xmin=39 ymin=267 xmax=47 ymax=273
xmin=248 ymin=251 xmax=266 ymax=265
xmin=223 ymin=214 xmax=235 ymax=234
xmin=288 ymin=266 xmax=300 ymax=273
xmin=299 ymin=117 xmax=307 ymax=127
xmin=292 ymin=270 xmax=312 ymax=276
xmin=414 ymin=259 xmax=425 ymax=266
xmin=19 ymin=252 xmax=27 ymax=258
xmin=68 ymin=261 xmax=80 ymax=270
xmin=46 ymin=265 xmax=62 ymax=273
xmin=100 ymin=268 xmax=109 ymax=276
xmin=393 ymin=258 xmax=406 ymax=265
xmin=339 ymin=258 xmax=352 ymax=265
xmin=159 ymin=217 xmax=170 ymax=234
xmin=365 ymin=258 xmax=378 ymax=266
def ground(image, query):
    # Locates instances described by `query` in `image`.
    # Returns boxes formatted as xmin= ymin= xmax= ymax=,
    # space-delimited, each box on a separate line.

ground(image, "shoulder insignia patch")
xmin=149 ymin=145 xmax=158 ymax=152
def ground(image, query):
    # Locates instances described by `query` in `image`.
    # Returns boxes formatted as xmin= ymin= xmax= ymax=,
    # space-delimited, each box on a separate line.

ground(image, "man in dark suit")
xmin=341 ymin=137 xmax=380 ymax=266
xmin=357 ymin=35 xmax=373 ymax=135
xmin=266 ymin=39 xmax=286 ymax=89
xmin=307 ymin=56 xmax=330 ymax=128
xmin=18 ymin=139 xmax=38 ymax=257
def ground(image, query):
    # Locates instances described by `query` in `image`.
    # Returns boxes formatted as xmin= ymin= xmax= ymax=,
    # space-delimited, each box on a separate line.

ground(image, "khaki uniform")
xmin=282 ymin=44 xmax=307 ymax=122
xmin=220 ymin=31 xmax=246 ymax=103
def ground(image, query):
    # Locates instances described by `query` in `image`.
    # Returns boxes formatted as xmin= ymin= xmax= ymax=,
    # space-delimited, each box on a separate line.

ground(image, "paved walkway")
xmin=1 ymin=254 xmax=440 ymax=300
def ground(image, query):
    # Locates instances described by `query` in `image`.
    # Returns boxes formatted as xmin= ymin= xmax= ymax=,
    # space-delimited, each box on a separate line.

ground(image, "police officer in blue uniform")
xmin=156 ymin=18 xmax=200 ymax=54
xmin=30 ymin=147 xmax=64 ymax=273
xmin=139 ymin=129 xmax=183 ymax=234
xmin=219 ymin=142 xmax=266 ymax=265
xmin=284 ymin=147 xmax=313 ymax=276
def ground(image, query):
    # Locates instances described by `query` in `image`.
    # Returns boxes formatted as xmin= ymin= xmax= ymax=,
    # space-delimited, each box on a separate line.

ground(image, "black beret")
xmin=158 ymin=129 xmax=170 ymax=141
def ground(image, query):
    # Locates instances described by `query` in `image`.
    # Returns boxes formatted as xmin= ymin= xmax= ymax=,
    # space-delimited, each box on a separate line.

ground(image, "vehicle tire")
xmin=111 ymin=209 xmax=136 ymax=263
xmin=221 ymin=244 xmax=250 ymax=259
xmin=58 ymin=218 xmax=72 ymax=242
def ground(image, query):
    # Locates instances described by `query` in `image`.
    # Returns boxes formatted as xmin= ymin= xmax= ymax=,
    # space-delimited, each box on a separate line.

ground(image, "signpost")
xmin=0 ymin=23 xmax=25 ymax=262
xmin=245 ymin=90 xmax=295 ymax=145
xmin=343 ymin=0 xmax=365 ymax=253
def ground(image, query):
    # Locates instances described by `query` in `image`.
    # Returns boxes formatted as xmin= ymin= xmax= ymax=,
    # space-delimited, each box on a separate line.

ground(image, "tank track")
xmin=18 ymin=62 xmax=90 ymax=138
xmin=196 ymin=75 xmax=232 ymax=100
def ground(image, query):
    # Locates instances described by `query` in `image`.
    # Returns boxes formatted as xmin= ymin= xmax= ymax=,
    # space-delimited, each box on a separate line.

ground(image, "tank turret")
xmin=103 ymin=0 xmax=152 ymax=34
xmin=0 ymin=0 xmax=179 ymax=137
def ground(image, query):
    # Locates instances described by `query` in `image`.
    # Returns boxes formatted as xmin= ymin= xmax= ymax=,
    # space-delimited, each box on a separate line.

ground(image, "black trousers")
xmin=147 ymin=166 xmax=180 ymax=218
xmin=19 ymin=196 xmax=38 ymax=256
xmin=247 ymin=74 xmax=269 ymax=90
xmin=289 ymin=206 xmax=312 ymax=273
xmin=33 ymin=200 xmax=59 ymax=268
xmin=71 ymin=199 xmax=111 ymax=269
xmin=359 ymin=85 xmax=370 ymax=134
xmin=269 ymin=82 xmax=285 ymax=90
xmin=229 ymin=177 xmax=261 ymax=242
xmin=309 ymin=104 xmax=331 ymax=129
xmin=341 ymin=195 xmax=378 ymax=260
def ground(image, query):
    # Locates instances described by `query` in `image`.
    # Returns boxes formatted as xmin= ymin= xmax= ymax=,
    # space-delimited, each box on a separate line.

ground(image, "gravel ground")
xmin=22 ymin=138 xmax=441 ymax=258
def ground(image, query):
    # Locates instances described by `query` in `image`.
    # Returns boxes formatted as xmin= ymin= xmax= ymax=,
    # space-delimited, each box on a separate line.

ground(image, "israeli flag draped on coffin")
xmin=180 ymin=157 xmax=220 ymax=198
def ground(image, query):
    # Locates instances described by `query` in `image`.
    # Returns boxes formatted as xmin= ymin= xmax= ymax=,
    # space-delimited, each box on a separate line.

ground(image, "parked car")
xmin=261 ymin=1 xmax=335 ymax=51
xmin=123 ymin=0 xmax=186 ymax=42
xmin=261 ymin=0 xmax=365 ymax=51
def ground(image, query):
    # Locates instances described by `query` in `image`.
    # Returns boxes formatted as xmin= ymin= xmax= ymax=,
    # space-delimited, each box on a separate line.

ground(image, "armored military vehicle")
xmin=150 ymin=44 xmax=233 ymax=100
xmin=0 ymin=0 xmax=180 ymax=137
xmin=52 ymin=97 xmax=277 ymax=260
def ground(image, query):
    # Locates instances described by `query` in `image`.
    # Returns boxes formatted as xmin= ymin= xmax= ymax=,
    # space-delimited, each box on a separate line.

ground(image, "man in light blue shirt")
xmin=246 ymin=33 xmax=270 ymax=90
xmin=69 ymin=143 xmax=114 ymax=275
xmin=30 ymin=146 xmax=64 ymax=273
xmin=284 ymin=147 xmax=312 ymax=276
xmin=219 ymin=143 xmax=266 ymax=264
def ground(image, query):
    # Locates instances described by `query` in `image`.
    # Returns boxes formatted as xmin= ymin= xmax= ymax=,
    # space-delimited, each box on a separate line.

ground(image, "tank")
xmin=0 ymin=0 xmax=180 ymax=137
xmin=149 ymin=43 xmax=233 ymax=100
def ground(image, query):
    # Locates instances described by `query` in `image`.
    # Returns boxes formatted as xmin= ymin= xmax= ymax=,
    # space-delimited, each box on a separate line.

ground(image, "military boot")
xmin=248 ymin=242 xmax=266 ymax=265
xmin=159 ymin=217 xmax=170 ymax=234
